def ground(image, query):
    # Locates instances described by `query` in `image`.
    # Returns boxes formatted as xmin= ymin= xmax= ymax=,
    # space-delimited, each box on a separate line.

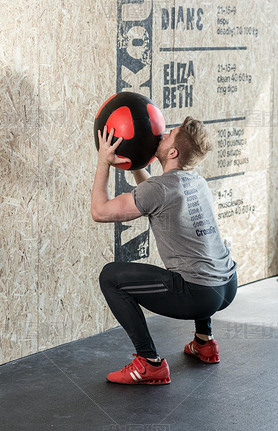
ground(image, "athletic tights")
xmin=99 ymin=262 xmax=238 ymax=359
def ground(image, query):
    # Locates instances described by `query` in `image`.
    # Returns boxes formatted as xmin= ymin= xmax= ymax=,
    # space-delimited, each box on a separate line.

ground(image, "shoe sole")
xmin=106 ymin=377 xmax=171 ymax=385
xmin=184 ymin=350 xmax=220 ymax=364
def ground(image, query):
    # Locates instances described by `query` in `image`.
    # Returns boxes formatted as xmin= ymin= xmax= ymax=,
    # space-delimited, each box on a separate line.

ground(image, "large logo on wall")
xmin=115 ymin=0 xmax=153 ymax=262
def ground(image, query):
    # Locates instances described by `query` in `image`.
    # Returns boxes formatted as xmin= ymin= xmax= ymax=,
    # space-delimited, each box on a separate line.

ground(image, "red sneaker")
xmin=184 ymin=338 xmax=220 ymax=363
xmin=106 ymin=354 xmax=171 ymax=385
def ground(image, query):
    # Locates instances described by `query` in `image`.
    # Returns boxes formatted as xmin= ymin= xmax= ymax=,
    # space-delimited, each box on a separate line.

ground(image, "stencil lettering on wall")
xmin=115 ymin=0 xmax=153 ymax=262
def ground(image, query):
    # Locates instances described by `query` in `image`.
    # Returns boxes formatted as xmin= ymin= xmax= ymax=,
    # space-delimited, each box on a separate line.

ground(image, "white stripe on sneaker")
xmin=134 ymin=370 xmax=143 ymax=380
xmin=130 ymin=372 xmax=138 ymax=381
xmin=189 ymin=343 xmax=198 ymax=355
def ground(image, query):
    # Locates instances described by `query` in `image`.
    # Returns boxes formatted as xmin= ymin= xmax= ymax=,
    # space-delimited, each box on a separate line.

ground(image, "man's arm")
xmin=91 ymin=126 xmax=142 ymax=223
xmin=91 ymin=163 xmax=142 ymax=222
xmin=131 ymin=168 xmax=151 ymax=185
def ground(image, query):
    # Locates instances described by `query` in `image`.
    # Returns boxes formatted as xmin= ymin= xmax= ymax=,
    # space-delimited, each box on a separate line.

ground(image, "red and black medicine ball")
xmin=94 ymin=92 xmax=165 ymax=170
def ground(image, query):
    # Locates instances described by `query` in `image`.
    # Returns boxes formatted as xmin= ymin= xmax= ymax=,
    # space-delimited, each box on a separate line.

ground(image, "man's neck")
xmin=162 ymin=162 xmax=181 ymax=173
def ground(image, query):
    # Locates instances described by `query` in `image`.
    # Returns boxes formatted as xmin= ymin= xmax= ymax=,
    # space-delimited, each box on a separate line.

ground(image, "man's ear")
xmin=168 ymin=147 xmax=179 ymax=159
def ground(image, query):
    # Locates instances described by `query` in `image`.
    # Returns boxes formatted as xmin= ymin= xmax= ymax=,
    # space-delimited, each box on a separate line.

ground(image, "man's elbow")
xmin=91 ymin=207 xmax=112 ymax=223
xmin=91 ymin=207 xmax=102 ymax=222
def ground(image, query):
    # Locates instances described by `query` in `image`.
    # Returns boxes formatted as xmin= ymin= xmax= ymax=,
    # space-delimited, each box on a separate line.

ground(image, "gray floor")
xmin=1 ymin=277 xmax=278 ymax=431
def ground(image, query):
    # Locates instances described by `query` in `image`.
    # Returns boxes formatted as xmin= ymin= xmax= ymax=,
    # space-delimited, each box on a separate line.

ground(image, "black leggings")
xmin=99 ymin=262 xmax=238 ymax=359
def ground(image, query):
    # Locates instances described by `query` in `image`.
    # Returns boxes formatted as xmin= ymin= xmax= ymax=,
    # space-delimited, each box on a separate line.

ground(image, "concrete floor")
xmin=1 ymin=276 xmax=278 ymax=431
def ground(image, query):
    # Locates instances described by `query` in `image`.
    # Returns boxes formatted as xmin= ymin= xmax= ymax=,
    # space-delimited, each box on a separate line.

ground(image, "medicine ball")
xmin=94 ymin=92 xmax=165 ymax=170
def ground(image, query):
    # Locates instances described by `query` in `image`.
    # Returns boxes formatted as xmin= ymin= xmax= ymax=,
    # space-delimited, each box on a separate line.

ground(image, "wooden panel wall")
xmin=0 ymin=0 xmax=277 ymax=364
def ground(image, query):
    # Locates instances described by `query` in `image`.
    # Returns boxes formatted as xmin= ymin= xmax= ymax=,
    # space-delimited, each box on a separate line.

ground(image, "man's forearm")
xmin=131 ymin=168 xmax=151 ymax=185
xmin=91 ymin=163 xmax=110 ymax=218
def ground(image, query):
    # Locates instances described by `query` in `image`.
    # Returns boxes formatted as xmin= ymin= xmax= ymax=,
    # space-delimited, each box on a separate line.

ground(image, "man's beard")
xmin=155 ymin=145 xmax=168 ymax=166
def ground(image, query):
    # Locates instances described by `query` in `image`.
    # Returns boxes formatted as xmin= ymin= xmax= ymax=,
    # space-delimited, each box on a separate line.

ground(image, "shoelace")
xmin=121 ymin=354 xmax=139 ymax=373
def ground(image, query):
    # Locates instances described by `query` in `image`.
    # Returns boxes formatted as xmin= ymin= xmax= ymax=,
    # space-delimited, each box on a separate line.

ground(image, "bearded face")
xmin=155 ymin=142 xmax=169 ymax=165
xmin=155 ymin=127 xmax=180 ymax=166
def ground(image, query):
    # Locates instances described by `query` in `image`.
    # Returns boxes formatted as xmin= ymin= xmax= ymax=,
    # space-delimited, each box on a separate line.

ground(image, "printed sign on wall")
xmin=115 ymin=0 xmax=275 ymax=285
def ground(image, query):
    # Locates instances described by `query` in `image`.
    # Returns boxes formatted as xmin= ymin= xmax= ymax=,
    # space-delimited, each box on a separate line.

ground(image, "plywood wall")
xmin=0 ymin=0 xmax=277 ymax=364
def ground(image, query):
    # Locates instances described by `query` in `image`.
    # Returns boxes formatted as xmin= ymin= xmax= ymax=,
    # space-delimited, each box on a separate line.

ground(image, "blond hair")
xmin=174 ymin=116 xmax=212 ymax=169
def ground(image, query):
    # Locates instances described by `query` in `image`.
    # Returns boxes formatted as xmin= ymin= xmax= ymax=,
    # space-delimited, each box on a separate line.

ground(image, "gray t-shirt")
xmin=132 ymin=169 xmax=237 ymax=286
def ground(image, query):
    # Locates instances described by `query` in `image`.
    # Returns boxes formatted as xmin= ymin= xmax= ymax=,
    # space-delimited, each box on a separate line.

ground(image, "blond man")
xmin=91 ymin=117 xmax=237 ymax=385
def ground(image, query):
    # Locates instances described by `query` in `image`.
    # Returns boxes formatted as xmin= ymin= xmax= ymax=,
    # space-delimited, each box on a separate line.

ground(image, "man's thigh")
xmin=104 ymin=262 xmax=197 ymax=319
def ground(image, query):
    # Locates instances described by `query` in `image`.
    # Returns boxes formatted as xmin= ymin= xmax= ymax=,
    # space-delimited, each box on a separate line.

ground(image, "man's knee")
xmin=99 ymin=262 xmax=116 ymax=288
